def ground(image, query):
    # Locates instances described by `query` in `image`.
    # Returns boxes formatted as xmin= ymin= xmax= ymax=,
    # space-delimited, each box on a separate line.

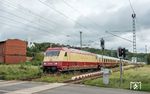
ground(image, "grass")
xmin=35 ymin=73 xmax=75 ymax=83
xmin=0 ymin=64 xmax=42 ymax=80
xmin=0 ymin=63 xmax=79 ymax=83
xmin=0 ymin=63 xmax=76 ymax=83
xmin=83 ymin=65 xmax=150 ymax=92
xmin=1 ymin=63 xmax=149 ymax=92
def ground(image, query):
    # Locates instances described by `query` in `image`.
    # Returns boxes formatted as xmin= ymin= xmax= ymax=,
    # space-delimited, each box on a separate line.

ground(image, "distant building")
xmin=27 ymin=41 xmax=35 ymax=48
xmin=0 ymin=39 xmax=27 ymax=64
xmin=27 ymin=38 xmax=35 ymax=48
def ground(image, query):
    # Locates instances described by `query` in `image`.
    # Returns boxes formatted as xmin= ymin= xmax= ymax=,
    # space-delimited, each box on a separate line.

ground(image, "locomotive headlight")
xmin=43 ymin=62 xmax=46 ymax=65
xmin=54 ymin=62 xmax=58 ymax=65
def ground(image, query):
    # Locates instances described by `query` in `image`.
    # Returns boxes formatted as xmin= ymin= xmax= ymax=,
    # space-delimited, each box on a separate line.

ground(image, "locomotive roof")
xmin=46 ymin=47 xmax=129 ymax=62
xmin=47 ymin=47 xmax=96 ymax=55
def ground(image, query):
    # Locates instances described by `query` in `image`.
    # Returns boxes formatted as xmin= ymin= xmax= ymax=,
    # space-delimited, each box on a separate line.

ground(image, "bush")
xmin=25 ymin=53 xmax=44 ymax=66
xmin=33 ymin=53 xmax=44 ymax=61
xmin=25 ymin=61 xmax=42 ymax=66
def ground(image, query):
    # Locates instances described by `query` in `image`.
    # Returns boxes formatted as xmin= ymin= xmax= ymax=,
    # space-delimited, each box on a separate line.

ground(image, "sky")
xmin=0 ymin=0 xmax=150 ymax=53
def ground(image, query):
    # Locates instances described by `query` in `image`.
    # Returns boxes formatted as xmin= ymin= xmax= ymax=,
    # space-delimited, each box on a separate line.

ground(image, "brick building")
xmin=0 ymin=39 xmax=27 ymax=64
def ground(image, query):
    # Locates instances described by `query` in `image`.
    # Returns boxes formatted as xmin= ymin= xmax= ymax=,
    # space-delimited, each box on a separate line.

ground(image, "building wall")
xmin=5 ymin=39 xmax=26 ymax=55
xmin=0 ymin=39 xmax=27 ymax=64
xmin=5 ymin=55 xmax=26 ymax=64
xmin=0 ymin=42 xmax=5 ymax=63
xmin=0 ymin=42 xmax=5 ymax=55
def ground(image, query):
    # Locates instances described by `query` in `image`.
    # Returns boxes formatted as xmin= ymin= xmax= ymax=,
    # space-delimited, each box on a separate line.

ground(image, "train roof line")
xmin=47 ymin=47 xmax=96 ymax=55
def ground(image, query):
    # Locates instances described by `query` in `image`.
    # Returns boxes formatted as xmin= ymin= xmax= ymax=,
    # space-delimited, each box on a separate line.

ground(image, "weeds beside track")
xmin=63 ymin=64 xmax=143 ymax=84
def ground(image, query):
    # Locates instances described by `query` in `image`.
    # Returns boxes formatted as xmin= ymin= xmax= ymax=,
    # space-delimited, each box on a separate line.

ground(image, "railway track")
xmin=24 ymin=64 xmax=143 ymax=83
xmin=63 ymin=64 xmax=143 ymax=84
xmin=24 ymin=69 xmax=100 ymax=81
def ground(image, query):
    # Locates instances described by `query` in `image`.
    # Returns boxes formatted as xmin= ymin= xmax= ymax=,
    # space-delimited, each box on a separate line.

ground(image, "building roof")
xmin=0 ymin=39 xmax=25 ymax=44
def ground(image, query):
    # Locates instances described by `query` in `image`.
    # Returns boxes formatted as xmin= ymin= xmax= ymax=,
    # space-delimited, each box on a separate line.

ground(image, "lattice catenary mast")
xmin=132 ymin=13 xmax=136 ymax=53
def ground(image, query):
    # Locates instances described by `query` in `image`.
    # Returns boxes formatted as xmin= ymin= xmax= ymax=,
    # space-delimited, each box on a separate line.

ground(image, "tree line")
xmin=27 ymin=42 xmax=150 ymax=65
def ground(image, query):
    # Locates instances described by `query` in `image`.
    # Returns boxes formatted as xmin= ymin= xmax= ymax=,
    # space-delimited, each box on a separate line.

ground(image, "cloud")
xmin=0 ymin=0 xmax=150 ymax=53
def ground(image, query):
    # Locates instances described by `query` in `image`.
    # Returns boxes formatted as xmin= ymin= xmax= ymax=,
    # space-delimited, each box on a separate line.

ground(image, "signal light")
xmin=122 ymin=48 xmax=126 ymax=59
xmin=101 ymin=38 xmax=105 ymax=50
xmin=118 ymin=47 xmax=126 ymax=59
xmin=118 ymin=47 xmax=122 ymax=57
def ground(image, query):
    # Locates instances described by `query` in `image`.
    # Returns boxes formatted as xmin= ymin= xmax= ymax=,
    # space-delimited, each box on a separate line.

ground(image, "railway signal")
xmin=80 ymin=31 xmax=82 ymax=49
xmin=122 ymin=48 xmax=126 ymax=59
xmin=118 ymin=47 xmax=126 ymax=59
xmin=100 ymin=38 xmax=105 ymax=50
xmin=117 ymin=47 xmax=126 ymax=86
xmin=100 ymin=38 xmax=105 ymax=68
xmin=118 ymin=47 xmax=122 ymax=57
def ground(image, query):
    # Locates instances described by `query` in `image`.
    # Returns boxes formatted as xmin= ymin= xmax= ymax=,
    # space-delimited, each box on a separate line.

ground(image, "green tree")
xmin=33 ymin=53 xmax=44 ymax=61
xmin=147 ymin=54 xmax=150 ymax=65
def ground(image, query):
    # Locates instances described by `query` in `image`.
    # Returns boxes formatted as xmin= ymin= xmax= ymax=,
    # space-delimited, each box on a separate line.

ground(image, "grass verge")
xmin=0 ymin=64 xmax=80 ymax=83
xmin=35 ymin=73 xmax=75 ymax=83
xmin=0 ymin=64 xmax=42 ymax=80
xmin=83 ymin=65 xmax=150 ymax=92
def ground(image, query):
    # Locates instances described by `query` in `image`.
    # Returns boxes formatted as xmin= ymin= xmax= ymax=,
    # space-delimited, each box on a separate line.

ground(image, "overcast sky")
xmin=0 ymin=0 xmax=150 ymax=53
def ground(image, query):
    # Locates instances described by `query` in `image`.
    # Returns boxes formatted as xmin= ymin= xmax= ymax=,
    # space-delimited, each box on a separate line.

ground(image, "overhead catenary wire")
xmin=1 ymin=1 xmax=50 ymax=27
xmin=0 ymin=5 xmax=60 ymax=35
xmin=0 ymin=0 xmax=88 ymax=46
xmin=1 ymin=0 xmax=68 ymax=35
xmin=3 ymin=0 xmax=93 ymax=40
xmin=128 ymin=0 xmax=140 ymax=25
xmin=129 ymin=0 xmax=135 ymax=14
xmin=106 ymin=31 xmax=133 ymax=43
xmin=0 ymin=14 xmax=52 ymax=34
xmin=62 ymin=0 xmax=101 ymax=29
xmin=3 ymin=0 xmax=79 ymax=36
xmin=0 ymin=18 xmax=52 ymax=36
xmin=38 ymin=0 xmax=91 ymax=32
xmin=0 ymin=8 xmax=54 ymax=33
xmin=3 ymin=0 xmax=59 ymax=26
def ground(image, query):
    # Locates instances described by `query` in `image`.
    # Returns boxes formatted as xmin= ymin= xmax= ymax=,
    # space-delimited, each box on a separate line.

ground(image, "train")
xmin=42 ymin=47 xmax=130 ymax=73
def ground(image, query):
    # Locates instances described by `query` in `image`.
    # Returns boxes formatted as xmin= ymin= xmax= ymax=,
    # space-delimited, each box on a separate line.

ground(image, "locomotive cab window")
xmin=45 ymin=50 xmax=60 ymax=56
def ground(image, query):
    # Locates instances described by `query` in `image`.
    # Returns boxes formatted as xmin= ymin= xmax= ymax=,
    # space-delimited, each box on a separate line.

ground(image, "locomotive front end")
xmin=43 ymin=49 xmax=62 ymax=73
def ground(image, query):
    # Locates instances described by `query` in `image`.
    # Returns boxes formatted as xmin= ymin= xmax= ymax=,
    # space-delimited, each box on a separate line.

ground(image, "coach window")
xmin=64 ymin=52 xmax=67 ymax=57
